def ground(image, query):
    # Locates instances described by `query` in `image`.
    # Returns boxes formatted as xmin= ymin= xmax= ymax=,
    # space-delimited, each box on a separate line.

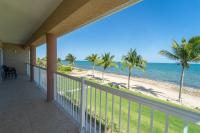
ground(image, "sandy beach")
xmin=69 ymin=68 xmax=200 ymax=109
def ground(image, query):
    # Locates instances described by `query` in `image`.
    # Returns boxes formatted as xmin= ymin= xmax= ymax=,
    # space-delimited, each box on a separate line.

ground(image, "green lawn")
xmin=56 ymin=75 xmax=200 ymax=133
xmin=85 ymin=87 xmax=200 ymax=133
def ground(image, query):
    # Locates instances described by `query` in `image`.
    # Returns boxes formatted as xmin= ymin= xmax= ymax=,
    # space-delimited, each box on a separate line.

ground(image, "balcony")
xmin=0 ymin=74 xmax=79 ymax=133
xmin=0 ymin=0 xmax=200 ymax=133
xmin=26 ymin=64 xmax=200 ymax=133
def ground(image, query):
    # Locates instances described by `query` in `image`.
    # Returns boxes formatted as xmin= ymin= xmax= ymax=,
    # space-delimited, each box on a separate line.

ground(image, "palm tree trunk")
xmin=70 ymin=65 xmax=73 ymax=70
xmin=93 ymin=64 xmax=95 ymax=77
xmin=178 ymin=66 xmax=185 ymax=102
xmin=102 ymin=69 xmax=105 ymax=82
xmin=128 ymin=69 xmax=131 ymax=89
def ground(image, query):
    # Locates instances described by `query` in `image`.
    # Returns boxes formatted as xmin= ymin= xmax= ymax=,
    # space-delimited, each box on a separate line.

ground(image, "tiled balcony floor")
xmin=0 ymin=76 xmax=79 ymax=133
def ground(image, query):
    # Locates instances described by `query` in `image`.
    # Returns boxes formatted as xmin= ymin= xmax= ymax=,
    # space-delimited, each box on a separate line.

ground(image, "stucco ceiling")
xmin=0 ymin=0 xmax=62 ymax=44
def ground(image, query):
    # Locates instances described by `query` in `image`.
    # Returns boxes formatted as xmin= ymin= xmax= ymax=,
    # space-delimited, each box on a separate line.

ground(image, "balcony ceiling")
xmin=0 ymin=0 xmax=62 ymax=44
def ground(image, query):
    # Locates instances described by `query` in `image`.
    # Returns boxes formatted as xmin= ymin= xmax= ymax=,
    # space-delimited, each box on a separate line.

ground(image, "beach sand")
xmin=69 ymin=68 xmax=200 ymax=109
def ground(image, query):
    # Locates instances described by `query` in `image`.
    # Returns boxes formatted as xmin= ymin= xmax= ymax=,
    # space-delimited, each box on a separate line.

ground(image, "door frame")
xmin=0 ymin=48 xmax=3 ymax=66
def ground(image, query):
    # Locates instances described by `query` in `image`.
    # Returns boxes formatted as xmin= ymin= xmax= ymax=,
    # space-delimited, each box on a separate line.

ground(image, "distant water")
xmin=63 ymin=61 xmax=200 ymax=89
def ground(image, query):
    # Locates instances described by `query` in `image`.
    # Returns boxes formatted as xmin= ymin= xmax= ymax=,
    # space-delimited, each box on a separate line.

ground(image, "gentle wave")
xmin=62 ymin=61 xmax=200 ymax=89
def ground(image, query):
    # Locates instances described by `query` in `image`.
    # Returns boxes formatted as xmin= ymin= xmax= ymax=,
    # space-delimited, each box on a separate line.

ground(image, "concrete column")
xmin=46 ymin=33 xmax=57 ymax=102
xmin=30 ymin=46 xmax=36 ymax=81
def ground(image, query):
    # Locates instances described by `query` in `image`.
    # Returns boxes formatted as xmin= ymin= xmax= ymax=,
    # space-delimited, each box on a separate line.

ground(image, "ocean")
xmin=63 ymin=61 xmax=200 ymax=89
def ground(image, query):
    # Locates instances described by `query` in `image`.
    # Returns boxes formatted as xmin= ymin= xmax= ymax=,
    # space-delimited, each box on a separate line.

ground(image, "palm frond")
xmin=99 ymin=53 xmax=116 ymax=70
xmin=110 ymin=62 xmax=118 ymax=68
xmin=172 ymin=40 xmax=179 ymax=49
xmin=159 ymin=50 xmax=179 ymax=60
xmin=65 ymin=53 xmax=76 ymax=65
xmin=85 ymin=53 xmax=99 ymax=65
xmin=192 ymin=56 xmax=200 ymax=62
xmin=121 ymin=49 xmax=146 ymax=72
xmin=181 ymin=38 xmax=187 ymax=44
xmin=189 ymin=36 xmax=200 ymax=44
xmin=161 ymin=37 xmax=200 ymax=68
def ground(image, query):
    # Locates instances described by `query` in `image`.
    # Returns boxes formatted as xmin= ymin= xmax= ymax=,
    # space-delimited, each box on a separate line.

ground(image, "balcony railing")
xmin=26 ymin=64 xmax=200 ymax=133
xmin=26 ymin=64 xmax=47 ymax=95
xmin=26 ymin=63 xmax=30 ymax=77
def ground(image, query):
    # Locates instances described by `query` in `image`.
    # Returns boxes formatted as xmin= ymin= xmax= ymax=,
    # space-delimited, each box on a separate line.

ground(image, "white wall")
xmin=3 ymin=44 xmax=29 ymax=75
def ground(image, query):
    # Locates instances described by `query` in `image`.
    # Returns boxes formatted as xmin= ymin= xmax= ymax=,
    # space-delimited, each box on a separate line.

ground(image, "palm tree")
xmin=160 ymin=36 xmax=200 ymax=102
xmin=37 ymin=57 xmax=46 ymax=67
xmin=65 ymin=54 xmax=76 ymax=69
xmin=36 ymin=58 xmax=42 ymax=66
xmin=122 ymin=49 xmax=146 ymax=89
xmin=98 ymin=53 xmax=117 ymax=81
xmin=85 ymin=54 xmax=99 ymax=77
xmin=41 ymin=56 xmax=47 ymax=67
xmin=57 ymin=57 xmax=62 ymax=66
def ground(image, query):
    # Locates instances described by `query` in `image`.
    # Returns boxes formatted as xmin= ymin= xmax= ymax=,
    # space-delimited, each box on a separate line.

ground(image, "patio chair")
xmin=1 ymin=65 xmax=17 ymax=80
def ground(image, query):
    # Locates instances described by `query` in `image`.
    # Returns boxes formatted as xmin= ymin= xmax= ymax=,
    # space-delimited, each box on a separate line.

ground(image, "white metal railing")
xmin=54 ymin=72 xmax=200 ymax=133
xmin=26 ymin=63 xmax=30 ymax=77
xmin=33 ymin=66 xmax=39 ymax=83
xmin=25 ymin=63 xmax=200 ymax=133
xmin=33 ymin=65 xmax=47 ymax=94
xmin=54 ymin=72 xmax=82 ymax=124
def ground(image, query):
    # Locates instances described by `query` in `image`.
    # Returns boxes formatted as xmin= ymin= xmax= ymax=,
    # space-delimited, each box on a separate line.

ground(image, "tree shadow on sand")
xmin=87 ymin=75 xmax=110 ymax=83
xmin=87 ymin=74 xmax=102 ymax=80
xmin=132 ymin=85 xmax=164 ymax=97
xmin=86 ymin=75 xmax=164 ymax=98
xmin=110 ymin=82 xmax=127 ymax=88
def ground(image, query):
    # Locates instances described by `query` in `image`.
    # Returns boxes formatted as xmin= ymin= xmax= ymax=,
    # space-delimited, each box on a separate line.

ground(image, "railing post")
xmin=183 ymin=121 xmax=188 ymax=133
xmin=54 ymin=73 xmax=57 ymax=101
xmin=25 ymin=63 xmax=27 ymax=76
xmin=30 ymin=46 xmax=36 ymax=81
xmin=27 ymin=63 xmax=28 ymax=76
xmin=80 ymin=77 xmax=86 ymax=133
xmin=39 ymin=68 xmax=41 ymax=88
xmin=26 ymin=63 xmax=30 ymax=77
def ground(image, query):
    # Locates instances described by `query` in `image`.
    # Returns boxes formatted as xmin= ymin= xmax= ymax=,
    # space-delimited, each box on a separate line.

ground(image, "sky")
xmin=37 ymin=0 xmax=200 ymax=63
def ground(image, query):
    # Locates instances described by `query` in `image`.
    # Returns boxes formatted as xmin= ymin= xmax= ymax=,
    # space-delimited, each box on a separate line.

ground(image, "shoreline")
xmin=75 ymin=67 xmax=200 ymax=90
xmin=70 ymin=67 xmax=200 ymax=109
xmin=107 ymin=71 xmax=200 ymax=96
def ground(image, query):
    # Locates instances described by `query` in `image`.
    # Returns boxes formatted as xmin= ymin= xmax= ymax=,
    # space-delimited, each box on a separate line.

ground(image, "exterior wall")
xmin=0 ymin=42 xmax=3 ymax=48
xmin=2 ymin=43 xmax=29 ymax=75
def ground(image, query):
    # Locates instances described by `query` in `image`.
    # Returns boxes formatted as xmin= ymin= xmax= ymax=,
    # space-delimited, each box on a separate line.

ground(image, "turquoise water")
xmin=63 ymin=61 xmax=200 ymax=89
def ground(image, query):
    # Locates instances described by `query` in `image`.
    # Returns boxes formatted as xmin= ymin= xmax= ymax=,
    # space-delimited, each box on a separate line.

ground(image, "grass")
xmin=57 ymin=65 xmax=73 ymax=74
xmin=88 ymin=78 xmax=200 ymax=114
xmin=56 ymin=75 xmax=200 ymax=133
xmin=86 ymin=86 xmax=200 ymax=133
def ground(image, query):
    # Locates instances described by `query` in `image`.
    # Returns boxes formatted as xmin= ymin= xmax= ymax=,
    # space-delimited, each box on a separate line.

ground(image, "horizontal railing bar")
xmin=28 ymin=64 xmax=200 ymax=133
xmin=53 ymin=72 xmax=200 ymax=124
xmin=55 ymin=72 xmax=82 ymax=82
xmin=33 ymin=65 xmax=47 ymax=70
